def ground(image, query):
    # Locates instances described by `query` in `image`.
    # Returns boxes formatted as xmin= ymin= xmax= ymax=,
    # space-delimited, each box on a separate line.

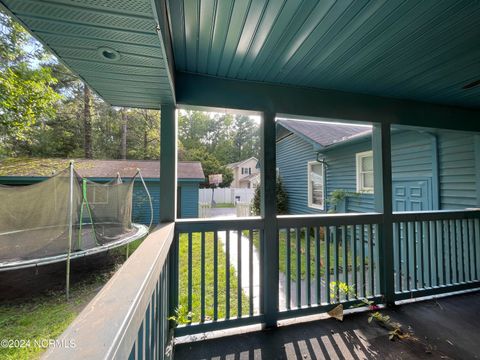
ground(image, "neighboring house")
xmin=276 ymin=119 xmax=480 ymax=215
xmin=0 ymin=159 xmax=205 ymax=223
xmin=226 ymin=157 xmax=259 ymax=188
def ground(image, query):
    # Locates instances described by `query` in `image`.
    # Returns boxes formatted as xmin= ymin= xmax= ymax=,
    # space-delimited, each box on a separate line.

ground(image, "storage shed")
xmin=0 ymin=158 xmax=205 ymax=223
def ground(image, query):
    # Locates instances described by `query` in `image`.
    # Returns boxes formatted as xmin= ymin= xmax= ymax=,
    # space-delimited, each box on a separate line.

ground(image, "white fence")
xmin=199 ymin=188 xmax=255 ymax=204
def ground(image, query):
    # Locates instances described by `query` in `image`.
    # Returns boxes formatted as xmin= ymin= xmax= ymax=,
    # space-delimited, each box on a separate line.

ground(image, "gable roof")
xmin=227 ymin=157 xmax=258 ymax=169
xmin=0 ymin=158 xmax=204 ymax=180
xmin=277 ymin=119 xmax=371 ymax=148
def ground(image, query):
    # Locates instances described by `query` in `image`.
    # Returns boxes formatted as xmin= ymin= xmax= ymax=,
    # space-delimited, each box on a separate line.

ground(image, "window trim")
xmin=356 ymin=150 xmax=374 ymax=193
xmin=307 ymin=161 xmax=325 ymax=210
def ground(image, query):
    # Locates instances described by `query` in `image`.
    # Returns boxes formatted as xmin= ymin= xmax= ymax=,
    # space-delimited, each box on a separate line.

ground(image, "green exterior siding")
xmin=276 ymin=133 xmax=323 ymax=215
xmin=438 ymin=131 xmax=477 ymax=209
xmin=323 ymin=140 xmax=373 ymax=213
xmin=277 ymin=127 xmax=478 ymax=214
xmin=179 ymin=183 xmax=200 ymax=219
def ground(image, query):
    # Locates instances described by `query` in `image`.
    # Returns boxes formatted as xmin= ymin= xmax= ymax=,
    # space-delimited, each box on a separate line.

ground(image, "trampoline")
xmin=0 ymin=163 xmax=152 ymax=296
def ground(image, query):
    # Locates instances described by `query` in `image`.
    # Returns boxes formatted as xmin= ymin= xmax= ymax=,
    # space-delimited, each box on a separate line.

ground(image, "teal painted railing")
xmin=392 ymin=210 xmax=480 ymax=300
xmin=43 ymin=223 xmax=175 ymax=360
xmin=276 ymin=213 xmax=383 ymax=319
xmin=43 ymin=210 xmax=479 ymax=359
xmin=174 ymin=218 xmax=264 ymax=336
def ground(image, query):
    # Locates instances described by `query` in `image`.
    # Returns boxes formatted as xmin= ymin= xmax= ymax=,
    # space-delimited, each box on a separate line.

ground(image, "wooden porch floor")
xmin=175 ymin=291 xmax=480 ymax=359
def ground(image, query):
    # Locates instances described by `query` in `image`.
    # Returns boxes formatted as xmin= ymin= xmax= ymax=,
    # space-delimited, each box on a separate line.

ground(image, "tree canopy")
xmin=0 ymin=10 xmax=260 ymax=187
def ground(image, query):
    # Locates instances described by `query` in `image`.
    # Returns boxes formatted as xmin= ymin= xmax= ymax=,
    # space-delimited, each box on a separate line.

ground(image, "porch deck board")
xmin=175 ymin=292 xmax=480 ymax=359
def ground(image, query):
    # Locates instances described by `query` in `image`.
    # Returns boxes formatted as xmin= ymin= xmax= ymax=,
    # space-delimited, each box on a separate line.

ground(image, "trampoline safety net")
xmin=82 ymin=176 xmax=135 ymax=246
xmin=0 ymin=166 xmax=137 ymax=262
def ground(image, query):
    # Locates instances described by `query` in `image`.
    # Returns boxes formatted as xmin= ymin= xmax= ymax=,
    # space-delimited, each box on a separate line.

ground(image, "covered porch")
xmin=175 ymin=292 xmax=480 ymax=359
xmin=1 ymin=0 xmax=479 ymax=359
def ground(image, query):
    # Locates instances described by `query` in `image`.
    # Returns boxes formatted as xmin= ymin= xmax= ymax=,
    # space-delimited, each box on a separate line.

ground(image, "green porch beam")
xmin=372 ymin=124 xmax=395 ymax=305
xmin=261 ymin=111 xmax=278 ymax=327
xmin=176 ymin=72 xmax=480 ymax=132
xmin=159 ymin=105 xmax=177 ymax=222
xmin=152 ymin=0 xmax=176 ymax=103
xmin=475 ymin=135 xmax=480 ymax=207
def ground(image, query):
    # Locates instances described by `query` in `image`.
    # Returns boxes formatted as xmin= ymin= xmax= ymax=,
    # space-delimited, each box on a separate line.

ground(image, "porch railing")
xmin=276 ymin=213 xmax=383 ymax=319
xmin=43 ymin=223 xmax=175 ymax=360
xmin=44 ymin=210 xmax=480 ymax=359
xmin=392 ymin=210 xmax=480 ymax=300
xmin=174 ymin=217 xmax=264 ymax=336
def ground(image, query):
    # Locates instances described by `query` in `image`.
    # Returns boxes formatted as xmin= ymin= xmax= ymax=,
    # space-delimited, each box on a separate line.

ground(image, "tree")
xmin=0 ymin=13 xmax=61 ymax=148
xmin=233 ymin=115 xmax=260 ymax=160
xmin=251 ymin=176 xmax=288 ymax=215
xmin=83 ymin=84 xmax=93 ymax=158
xmin=183 ymin=148 xmax=233 ymax=188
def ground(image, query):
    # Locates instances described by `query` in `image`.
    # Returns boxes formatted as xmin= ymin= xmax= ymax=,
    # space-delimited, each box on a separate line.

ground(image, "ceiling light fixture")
xmin=97 ymin=47 xmax=121 ymax=61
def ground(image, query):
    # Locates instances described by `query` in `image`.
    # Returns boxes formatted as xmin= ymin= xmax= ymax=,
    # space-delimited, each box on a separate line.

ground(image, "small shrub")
xmin=251 ymin=175 xmax=288 ymax=215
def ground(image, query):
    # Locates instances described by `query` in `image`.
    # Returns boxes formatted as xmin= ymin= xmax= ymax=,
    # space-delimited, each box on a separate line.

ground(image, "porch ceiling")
xmin=168 ymin=0 xmax=480 ymax=109
xmin=1 ymin=1 xmax=479 ymax=112
xmin=0 ymin=0 xmax=174 ymax=108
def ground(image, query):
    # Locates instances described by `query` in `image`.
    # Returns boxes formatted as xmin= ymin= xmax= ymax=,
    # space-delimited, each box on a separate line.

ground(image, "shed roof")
xmin=277 ymin=119 xmax=371 ymax=148
xmin=0 ymin=158 xmax=205 ymax=180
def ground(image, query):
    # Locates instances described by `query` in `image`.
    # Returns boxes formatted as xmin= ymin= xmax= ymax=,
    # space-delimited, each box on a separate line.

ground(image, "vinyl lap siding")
xmin=180 ymin=183 xmax=199 ymax=218
xmin=277 ymin=129 xmax=478 ymax=215
xmin=323 ymin=140 xmax=374 ymax=213
xmin=391 ymin=131 xmax=432 ymax=179
xmin=132 ymin=182 xmax=160 ymax=225
xmin=277 ymin=134 xmax=322 ymax=215
xmin=438 ymin=132 xmax=477 ymax=209
xmin=132 ymin=181 xmax=200 ymax=224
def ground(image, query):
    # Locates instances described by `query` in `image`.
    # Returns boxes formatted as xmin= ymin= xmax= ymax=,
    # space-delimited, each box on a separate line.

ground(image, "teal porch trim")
xmin=373 ymin=124 xmax=395 ymax=305
xmin=176 ymin=72 xmax=480 ymax=132
xmin=261 ymin=111 xmax=278 ymax=327
xmin=476 ymin=135 xmax=480 ymax=207
xmin=159 ymin=105 xmax=177 ymax=223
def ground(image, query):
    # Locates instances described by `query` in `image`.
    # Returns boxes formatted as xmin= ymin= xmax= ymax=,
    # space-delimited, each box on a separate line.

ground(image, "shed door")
xmin=393 ymin=179 xmax=432 ymax=212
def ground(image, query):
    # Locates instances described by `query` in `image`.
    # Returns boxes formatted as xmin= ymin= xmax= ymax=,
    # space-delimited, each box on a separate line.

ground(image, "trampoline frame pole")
xmin=66 ymin=161 xmax=74 ymax=300
xmin=137 ymin=169 xmax=154 ymax=230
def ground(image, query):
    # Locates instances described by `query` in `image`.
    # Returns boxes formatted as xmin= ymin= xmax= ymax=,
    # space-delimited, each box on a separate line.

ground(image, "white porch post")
xmin=372 ymin=123 xmax=395 ymax=304
xmin=160 ymin=105 xmax=177 ymax=223
xmin=261 ymin=111 xmax=278 ymax=327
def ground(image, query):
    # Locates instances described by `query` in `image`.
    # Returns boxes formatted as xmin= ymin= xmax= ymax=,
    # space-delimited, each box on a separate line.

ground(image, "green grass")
xmin=0 ymin=239 xmax=144 ymax=360
xmin=178 ymin=233 xmax=249 ymax=323
xmin=213 ymin=203 xmax=235 ymax=208
xmin=0 ymin=272 xmax=115 ymax=360
xmin=249 ymin=229 xmax=368 ymax=282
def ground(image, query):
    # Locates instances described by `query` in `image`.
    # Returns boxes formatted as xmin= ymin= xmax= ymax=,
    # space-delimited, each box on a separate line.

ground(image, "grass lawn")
xmin=213 ymin=203 xmax=235 ymax=208
xmin=0 ymin=238 xmax=144 ymax=360
xmin=178 ymin=233 xmax=249 ymax=323
xmin=250 ymin=229 xmax=369 ymax=281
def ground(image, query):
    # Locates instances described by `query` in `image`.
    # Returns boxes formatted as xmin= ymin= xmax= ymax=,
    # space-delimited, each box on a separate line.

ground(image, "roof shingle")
xmin=0 ymin=158 xmax=205 ymax=180
xmin=277 ymin=119 xmax=371 ymax=148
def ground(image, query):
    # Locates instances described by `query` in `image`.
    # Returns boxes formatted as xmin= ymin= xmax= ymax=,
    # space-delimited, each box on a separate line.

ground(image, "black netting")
xmin=0 ymin=167 xmax=140 ymax=262
xmin=0 ymin=168 xmax=82 ymax=261
xmin=82 ymin=176 xmax=135 ymax=245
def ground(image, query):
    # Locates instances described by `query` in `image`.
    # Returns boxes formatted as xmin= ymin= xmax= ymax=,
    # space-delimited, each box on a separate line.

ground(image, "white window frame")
xmin=356 ymin=150 xmax=374 ymax=193
xmin=307 ymin=161 xmax=325 ymax=210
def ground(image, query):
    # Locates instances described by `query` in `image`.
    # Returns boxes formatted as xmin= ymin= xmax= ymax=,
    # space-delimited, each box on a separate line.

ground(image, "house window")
xmin=356 ymin=150 xmax=374 ymax=193
xmin=308 ymin=161 xmax=324 ymax=210
xmin=241 ymin=167 xmax=251 ymax=175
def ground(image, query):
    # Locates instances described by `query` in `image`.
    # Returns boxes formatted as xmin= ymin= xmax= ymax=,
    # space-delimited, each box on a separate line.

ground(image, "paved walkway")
xmin=211 ymin=209 xmax=288 ymax=312
xmin=209 ymin=207 xmax=236 ymax=218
